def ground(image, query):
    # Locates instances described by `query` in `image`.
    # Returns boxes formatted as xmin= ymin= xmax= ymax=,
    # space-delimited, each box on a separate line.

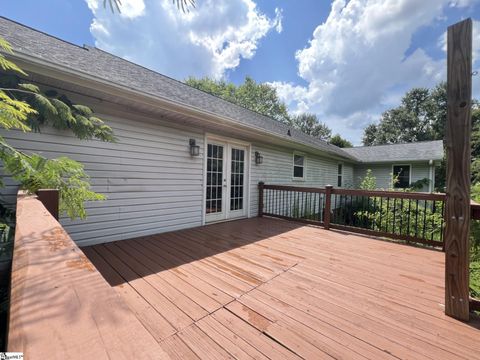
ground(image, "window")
xmin=337 ymin=163 xmax=343 ymax=187
xmin=393 ymin=165 xmax=410 ymax=188
xmin=293 ymin=154 xmax=305 ymax=179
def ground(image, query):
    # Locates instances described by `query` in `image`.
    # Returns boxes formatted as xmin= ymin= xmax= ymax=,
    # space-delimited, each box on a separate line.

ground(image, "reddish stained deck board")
xmin=83 ymin=217 xmax=480 ymax=360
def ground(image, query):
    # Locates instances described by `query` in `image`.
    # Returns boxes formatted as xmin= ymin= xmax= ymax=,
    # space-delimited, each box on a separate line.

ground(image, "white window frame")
xmin=337 ymin=163 xmax=343 ymax=187
xmin=392 ymin=164 xmax=412 ymax=189
xmin=292 ymin=152 xmax=306 ymax=181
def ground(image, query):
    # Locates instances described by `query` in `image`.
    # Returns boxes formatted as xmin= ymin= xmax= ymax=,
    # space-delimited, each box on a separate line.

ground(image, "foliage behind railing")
xmin=329 ymin=189 xmax=445 ymax=247
xmin=258 ymin=183 xmax=446 ymax=248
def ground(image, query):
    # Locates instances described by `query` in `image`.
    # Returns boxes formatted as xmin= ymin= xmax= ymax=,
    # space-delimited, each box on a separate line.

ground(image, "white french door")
xmin=205 ymin=139 xmax=248 ymax=223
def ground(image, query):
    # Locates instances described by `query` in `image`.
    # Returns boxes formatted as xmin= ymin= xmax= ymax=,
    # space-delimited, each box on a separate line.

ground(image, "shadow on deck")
xmin=83 ymin=217 xmax=480 ymax=360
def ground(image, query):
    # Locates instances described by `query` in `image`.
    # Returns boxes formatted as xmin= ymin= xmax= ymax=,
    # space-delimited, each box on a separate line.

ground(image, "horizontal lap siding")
xmin=249 ymin=143 xmax=354 ymax=216
xmin=0 ymin=114 xmax=204 ymax=246
xmin=353 ymin=163 xmax=432 ymax=191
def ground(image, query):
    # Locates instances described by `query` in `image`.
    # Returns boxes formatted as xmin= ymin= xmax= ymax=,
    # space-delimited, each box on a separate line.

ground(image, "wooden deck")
xmin=83 ymin=217 xmax=480 ymax=360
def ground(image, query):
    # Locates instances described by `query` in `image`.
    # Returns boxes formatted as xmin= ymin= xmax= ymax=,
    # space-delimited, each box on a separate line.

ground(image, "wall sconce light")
xmin=255 ymin=151 xmax=263 ymax=165
xmin=189 ymin=139 xmax=200 ymax=156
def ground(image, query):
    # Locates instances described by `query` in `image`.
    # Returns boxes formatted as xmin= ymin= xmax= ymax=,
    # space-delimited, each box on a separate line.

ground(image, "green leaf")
xmin=18 ymin=83 xmax=40 ymax=93
xmin=0 ymin=55 xmax=27 ymax=76
xmin=72 ymin=104 xmax=93 ymax=116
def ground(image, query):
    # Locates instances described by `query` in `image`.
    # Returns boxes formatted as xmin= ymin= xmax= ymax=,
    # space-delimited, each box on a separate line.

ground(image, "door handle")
xmin=223 ymin=179 xmax=227 ymax=187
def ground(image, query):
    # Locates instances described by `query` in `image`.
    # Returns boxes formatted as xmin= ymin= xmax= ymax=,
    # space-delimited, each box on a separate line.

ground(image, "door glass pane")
xmin=206 ymin=144 xmax=223 ymax=214
xmin=230 ymin=148 xmax=245 ymax=211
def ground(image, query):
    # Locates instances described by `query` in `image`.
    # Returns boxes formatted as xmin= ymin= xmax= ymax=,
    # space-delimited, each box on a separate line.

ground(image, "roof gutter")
xmin=5 ymin=50 xmax=356 ymax=162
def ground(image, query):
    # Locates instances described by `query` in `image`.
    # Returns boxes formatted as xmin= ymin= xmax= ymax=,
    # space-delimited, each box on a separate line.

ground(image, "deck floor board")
xmin=83 ymin=217 xmax=480 ymax=359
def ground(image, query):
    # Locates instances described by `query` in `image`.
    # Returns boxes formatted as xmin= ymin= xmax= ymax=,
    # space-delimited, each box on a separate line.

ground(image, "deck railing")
xmin=258 ymin=182 xmax=447 ymax=248
xmin=8 ymin=191 xmax=160 ymax=357
xmin=258 ymin=183 xmax=480 ymax=248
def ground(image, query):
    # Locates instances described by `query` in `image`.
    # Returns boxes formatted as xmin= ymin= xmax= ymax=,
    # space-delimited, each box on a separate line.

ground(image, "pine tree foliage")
xmin=0 ymin=37 xmax=114 ymax=219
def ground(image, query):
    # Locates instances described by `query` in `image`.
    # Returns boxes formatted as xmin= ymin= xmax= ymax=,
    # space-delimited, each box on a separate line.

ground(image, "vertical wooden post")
xmin=444 ymin=18 xmax=472 ymax=321
xmin=258 ymin=182 xmax=264 ymax=217
xmin=36 ymin=189 xmax=59 ymax=220
xmin=324 ymin=185 xmax=333 ymax=230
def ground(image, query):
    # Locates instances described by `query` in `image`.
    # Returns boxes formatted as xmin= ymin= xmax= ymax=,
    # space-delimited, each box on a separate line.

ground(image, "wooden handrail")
xmin=8 ymin=192 xmax=164 ymax=358
xmin=263 ymin=184 xmax=326 ymax=193
xmin=259 ymin=183 xmax=447 ymax=246
xmin=332 ymin=188 xmax=446 ymax=201
xmin=471 ymin=200 xmax=480 ymax=220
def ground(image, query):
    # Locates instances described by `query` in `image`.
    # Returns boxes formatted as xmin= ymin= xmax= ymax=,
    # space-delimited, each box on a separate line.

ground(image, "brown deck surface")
xmin=83 ymin=217 xmax=480 ymax=360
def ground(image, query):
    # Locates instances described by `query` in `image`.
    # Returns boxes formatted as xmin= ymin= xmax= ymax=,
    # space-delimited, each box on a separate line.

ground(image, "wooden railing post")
xmin=36 ymin=189 xmax=59 ymax=220
xmin=324 ymin=185 xmax=333 ymax=230
xmin=258 ymin=182 xmax=264 ymax=217
xmin=444 ymin=18 xmax=472 ymax=321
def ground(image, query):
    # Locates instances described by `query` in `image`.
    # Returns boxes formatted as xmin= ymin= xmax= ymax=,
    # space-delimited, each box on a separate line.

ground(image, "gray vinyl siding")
xmin=249 ymin=143 xmax=354 ymax=217
xmin=1 ymin=111 xmax=356 ymax=246
xmin=0 ymin=114 xmax=205 ymax=246
xmin=353 ymin=163 xmax=432 ymax=191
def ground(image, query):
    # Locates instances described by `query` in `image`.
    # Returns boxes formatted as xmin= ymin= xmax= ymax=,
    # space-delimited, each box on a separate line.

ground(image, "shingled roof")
xmin=0 ymin=17 xmax=357 ymax=161
xmin=343 ymin=140 xmax=444 ymax=163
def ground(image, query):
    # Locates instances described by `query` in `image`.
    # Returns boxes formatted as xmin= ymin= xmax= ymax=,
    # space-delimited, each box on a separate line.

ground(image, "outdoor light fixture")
xmin=189 ymin=139 xmax=200 ymax=156
xmin=255 ymin=151 xmax=263 ymax=165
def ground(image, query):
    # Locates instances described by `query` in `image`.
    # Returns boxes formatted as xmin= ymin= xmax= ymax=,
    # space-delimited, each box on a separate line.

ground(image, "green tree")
xmin=329 ymin=134 xmax=352 ymax=148
xmin=186 ymin=76 xmax=353 ymax=147
xmin=290 ymin=113 xmax=331 ymax=140
xmin=0 ymin=38 xmax=115 ymax=219
xmin=471 ymin=107 xmax=480 ymax=183
xmin=362 ymin=83 xmax=447 ymax=146
xmin=186 ymin=76 xmax=291 ymax=123
xmin=360 ymin=82 xmax=480 ymax=190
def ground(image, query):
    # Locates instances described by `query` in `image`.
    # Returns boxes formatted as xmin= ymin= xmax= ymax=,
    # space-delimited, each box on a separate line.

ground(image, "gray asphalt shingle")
xmin=0 ymin=17 xmax=355 ymax=161
xmin=0 ymin=17 xmax=445 ymax=164
xmin=344 ymin=140 xmax=444 ymax=163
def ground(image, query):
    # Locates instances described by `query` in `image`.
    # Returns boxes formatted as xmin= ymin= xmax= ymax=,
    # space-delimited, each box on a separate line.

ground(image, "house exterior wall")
xmin=0 ymin=111 xmax=354 ymax=246
xmin=0 ymin=114 xmax=205 ymax=246
xmin=249 ymin=143 xmax=354 ymax=217
xmin=353 ymin=162 xmax=433 ymax=191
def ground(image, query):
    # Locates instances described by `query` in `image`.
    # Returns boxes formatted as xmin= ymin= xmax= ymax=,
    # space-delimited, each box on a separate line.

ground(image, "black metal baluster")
xmin=415 ymin=199 xmax=419 ymax=238
xmin=422 ymin=199 xmax=427 ymax=240
xmin=407 ymin=199 xmax=411 ymax=237
xmin=304 ymin=191 xmax=308 ymax=218
xmin=431 ymin=200 xmax=436 ymax=242
xmin=385 ymin=197 xmax=390 ymax=233
xmin=399 ymin=198 xmax=404 ymax=235
xmin=379 ymin=197 xmax=383 ymax=231
xmin=393 ymin=198 xmax=397 ymax=234
xmin=440 ymin=200 xmax=445 ymax=243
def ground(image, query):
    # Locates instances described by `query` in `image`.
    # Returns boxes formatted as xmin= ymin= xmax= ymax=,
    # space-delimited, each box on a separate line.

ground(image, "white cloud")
xmin=449 ymin=0 xmax=480 ymax=7
xmin=274 ymin=8 xmax=283 ymax=33
xmin=86 ymin=0 xmax=282 ymax=79
xmin=271 ymin=0 xmax=479 ymax=144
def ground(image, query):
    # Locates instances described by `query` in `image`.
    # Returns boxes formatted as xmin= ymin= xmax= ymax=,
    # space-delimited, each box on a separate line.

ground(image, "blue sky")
xmin=2 ymin=0 xmax=480 ymax=144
